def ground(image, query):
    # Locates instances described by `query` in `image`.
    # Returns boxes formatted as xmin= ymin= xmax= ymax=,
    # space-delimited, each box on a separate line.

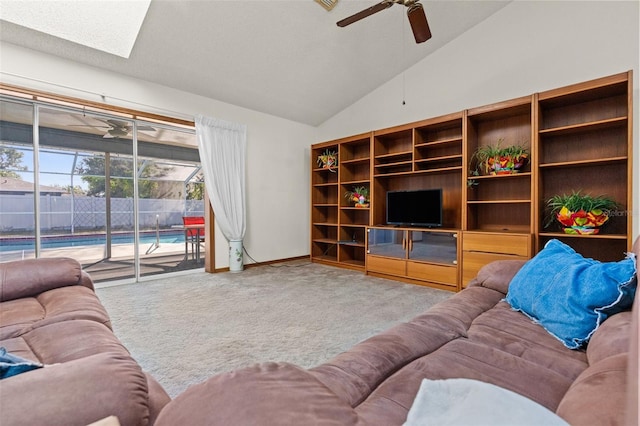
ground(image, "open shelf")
xmin=412 ymin=166 xmax=463 ymax=175
xmin=415 ymin=137 xmax=463 ymax=148
xmin=538 ymin=157 xmax=627 ymax=168
xmin=341 ymin=157 xmax=370 ymax=165
xmin=313 ymin=238 xmax=337 ymax=244
xmin=539 ymin=116 xmax=627 ymax=136
xmin=467 ymin=199 xmax=531 ymax=204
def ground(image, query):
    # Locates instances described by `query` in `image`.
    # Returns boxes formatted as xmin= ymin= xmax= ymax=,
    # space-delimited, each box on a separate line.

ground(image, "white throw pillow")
xmin=403 ymin=378 xmax=568 ymax=426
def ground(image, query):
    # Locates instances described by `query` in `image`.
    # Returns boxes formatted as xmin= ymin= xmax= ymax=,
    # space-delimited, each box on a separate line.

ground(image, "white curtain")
xmin=195 ymin=115 xmax=247 ymax=246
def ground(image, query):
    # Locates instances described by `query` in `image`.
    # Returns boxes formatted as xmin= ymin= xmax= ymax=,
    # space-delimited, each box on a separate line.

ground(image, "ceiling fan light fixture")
xmin=106 ymin=127 xmax=129 ymax=138
xmin=315 ymin=0 xmax=338 ymax=12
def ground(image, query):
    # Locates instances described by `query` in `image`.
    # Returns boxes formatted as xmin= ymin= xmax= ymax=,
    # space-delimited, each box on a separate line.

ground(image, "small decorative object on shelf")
xmin=546 ymin=191 xmax=618 ymax=235
xmin=470 ymin=140 xmax=529 ymax=176
xmin=345 ymin=186 xmax=370 ymax=208
xmin=317 ymin=149 xmax=338 ymax=169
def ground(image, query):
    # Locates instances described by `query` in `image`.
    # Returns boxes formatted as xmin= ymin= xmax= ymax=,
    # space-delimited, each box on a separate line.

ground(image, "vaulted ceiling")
xmin=0 ymin=1 xmax=510 ymax=126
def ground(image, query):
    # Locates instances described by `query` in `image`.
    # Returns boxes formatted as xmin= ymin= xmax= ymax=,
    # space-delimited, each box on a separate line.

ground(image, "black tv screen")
xmin=386 ymin=189 xmax=443 ymax=227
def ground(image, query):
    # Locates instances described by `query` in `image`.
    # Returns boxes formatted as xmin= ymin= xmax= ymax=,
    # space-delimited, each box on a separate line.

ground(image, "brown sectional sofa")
xmin=1 ymin=243 xmax=638 ymax=425
xmin=155 ymin=243 xmax=639 ymax=425
xmin=0 ymin=257 xmax=170 ymax=426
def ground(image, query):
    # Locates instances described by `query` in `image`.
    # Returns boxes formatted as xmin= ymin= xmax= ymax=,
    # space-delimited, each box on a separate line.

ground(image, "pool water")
xmin=0 ymin=231 xmax=185 ymax=252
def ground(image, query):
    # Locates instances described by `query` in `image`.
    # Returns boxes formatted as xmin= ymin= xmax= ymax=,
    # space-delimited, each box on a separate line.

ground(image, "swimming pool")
xmin=0 ymin=230 xmax=185 ymax=252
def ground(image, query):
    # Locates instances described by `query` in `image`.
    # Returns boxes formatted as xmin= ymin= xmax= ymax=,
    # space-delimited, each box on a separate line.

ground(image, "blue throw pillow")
xmin=505 ymin=239 xmax=637 ymax=349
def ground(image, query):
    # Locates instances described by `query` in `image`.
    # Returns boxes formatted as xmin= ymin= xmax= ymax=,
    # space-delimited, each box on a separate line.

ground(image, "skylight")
xmin=0 ymin=0 xmax=152 ymax=58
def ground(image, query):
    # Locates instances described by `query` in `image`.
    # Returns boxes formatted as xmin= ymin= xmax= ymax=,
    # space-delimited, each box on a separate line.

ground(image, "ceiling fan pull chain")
xmin=402 ymin=7 xmax=406 ymax=106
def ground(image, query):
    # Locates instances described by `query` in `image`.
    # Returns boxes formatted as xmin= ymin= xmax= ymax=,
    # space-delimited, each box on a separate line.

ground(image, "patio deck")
xmin=1 ymin=242 xmax=204 ymax=283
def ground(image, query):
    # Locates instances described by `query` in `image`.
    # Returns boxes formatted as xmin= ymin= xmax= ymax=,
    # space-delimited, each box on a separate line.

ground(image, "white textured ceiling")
xmin=0 ymin=0 xmax=151 ymax=58
xmin=0 ymin=0 xmax=510 ymax=126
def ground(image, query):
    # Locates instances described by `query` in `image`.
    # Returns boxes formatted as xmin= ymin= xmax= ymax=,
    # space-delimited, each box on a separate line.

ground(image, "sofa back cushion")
xmin=586 ymin=311 xmax=632 ymax=364
xmin=556 ymin=353 xmax=628 ymax=425
xmin=0 ymin=258 xmax=90 ymax=302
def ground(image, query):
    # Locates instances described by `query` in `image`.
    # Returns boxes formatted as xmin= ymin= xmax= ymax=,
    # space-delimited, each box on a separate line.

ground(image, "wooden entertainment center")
xmin=310 ymin=71 xmax=633 ymax=291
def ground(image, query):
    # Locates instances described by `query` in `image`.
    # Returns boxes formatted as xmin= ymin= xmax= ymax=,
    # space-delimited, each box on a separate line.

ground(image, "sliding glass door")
xmin=0 ymin=100 xmax=35 ymax=261
xmin=135 ymin=121 xmax=204 ymax=279
xmin=0 ymin=96 xmax=201 ymax=283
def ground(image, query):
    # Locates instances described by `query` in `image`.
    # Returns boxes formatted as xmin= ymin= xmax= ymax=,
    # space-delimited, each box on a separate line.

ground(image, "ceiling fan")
xmin=337 ymin=0 xmax=432 ymax=44
xmin=71 ymin=119 xmax=156 ymax=138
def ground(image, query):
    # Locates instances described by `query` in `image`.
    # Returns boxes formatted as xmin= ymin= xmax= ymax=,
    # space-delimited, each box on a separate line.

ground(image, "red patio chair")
xmin=182 ymin=216 xmax=205 ymax=261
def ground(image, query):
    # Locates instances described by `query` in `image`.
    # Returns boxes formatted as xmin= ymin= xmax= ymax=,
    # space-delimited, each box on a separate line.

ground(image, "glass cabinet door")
xmin=367 ymin=228 xmax=406 ymax=259
xmin=408 ymin=231 xmax=457 ymax=265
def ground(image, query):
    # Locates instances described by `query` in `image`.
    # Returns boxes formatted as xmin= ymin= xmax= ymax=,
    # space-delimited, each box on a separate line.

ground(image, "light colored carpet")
xmin=96 ymin=261 xmax=453 ymax=398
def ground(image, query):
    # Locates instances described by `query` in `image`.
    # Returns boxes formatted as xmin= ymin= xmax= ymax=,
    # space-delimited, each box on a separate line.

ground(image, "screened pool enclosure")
xmin=0 ymin=93 xmax=205 ymax=283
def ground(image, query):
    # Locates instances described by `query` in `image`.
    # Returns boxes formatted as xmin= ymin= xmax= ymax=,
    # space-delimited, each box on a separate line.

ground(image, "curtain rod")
xmin=1 ymin=71 xmax=196 ymax=123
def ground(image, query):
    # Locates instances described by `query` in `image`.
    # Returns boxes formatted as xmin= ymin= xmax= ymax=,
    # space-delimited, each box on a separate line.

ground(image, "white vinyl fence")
xmin=0 ymin=194 xmax=204 ymax=233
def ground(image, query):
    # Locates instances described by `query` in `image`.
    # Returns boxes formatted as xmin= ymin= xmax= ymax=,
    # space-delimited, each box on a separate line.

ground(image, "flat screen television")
xmin=386 ymin=189 xmax=443 ymax=228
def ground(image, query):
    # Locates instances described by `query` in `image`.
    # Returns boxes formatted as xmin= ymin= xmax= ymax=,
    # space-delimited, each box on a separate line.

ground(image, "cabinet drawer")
xmin=461 ymin=251 xmax=527 ymax=288
xmin=407 ymin=262 xmax=457 ymax=286
xmin=462 ymin=232 xmax=531 ymax=256
xmin=367 ymin=256 xmax=406 ymax=276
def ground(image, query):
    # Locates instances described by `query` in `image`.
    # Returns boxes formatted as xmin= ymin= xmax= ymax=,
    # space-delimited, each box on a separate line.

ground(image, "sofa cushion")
xmin=467 ymin=302 xmax=588 ymax=379
xmin=466 ymin=259 xmax=527 ymax=294
xmin=1 ymin=319 xmax=130 ymax=365
xmin=0 ymin=257 xmax=90 ymax=301
xmin=310 ymin=286 xmax=503 ymax=408
xmin=0 ymin=298 xmax=44 ymax=340
xmin=586 ymin=311 xmax=632 ymax=364
xmin=556 ymin=353 xmax=628 ymax=426
xmin=354 ymin=304 xmax=590 ymax=425
xmin=0 ymin=285 xmax=112 ymax=340
xmin=505 ymin=239 xmax=637 ymax=349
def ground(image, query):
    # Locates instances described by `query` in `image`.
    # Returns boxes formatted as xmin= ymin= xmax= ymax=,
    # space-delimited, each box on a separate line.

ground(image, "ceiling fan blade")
xmin=337 ymin=0 xmax=394 ymax=27
xmin=137 ymin=125 xmax=156 ymax=131
xmin=407 ymin=3 xmax=431 ymax=43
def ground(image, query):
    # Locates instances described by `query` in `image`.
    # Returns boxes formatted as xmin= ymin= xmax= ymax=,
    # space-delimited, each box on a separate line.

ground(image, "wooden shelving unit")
xmin=535 ymin=71 xmax=632 ymax=262
xmin=311 ymin=142 xmax=339 ymax=264
xmin=310 ymin=71 xmax=633 ymax=289
xmin=310 ymin=133 xmax=372 ymax=271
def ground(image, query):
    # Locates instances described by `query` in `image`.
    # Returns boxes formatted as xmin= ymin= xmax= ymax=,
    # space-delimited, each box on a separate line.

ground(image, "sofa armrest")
xmin=0 ymin=257 xmax=94 ymax=302
xmin=0 ymin=352 xmax=153 ymax=426
xmin=466 ymin=259 xmax=527 ymax=295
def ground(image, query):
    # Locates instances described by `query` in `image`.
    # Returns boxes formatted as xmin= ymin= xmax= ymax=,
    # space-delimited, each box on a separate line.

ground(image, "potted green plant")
xmin=317 ymin=149 xmax=337 ymax=169
xmin=546 ymin=191 xmax=618 ymax=234
xmin=470 ymin=140 xmax=529 ymax=176
xmin=344 ymin=186 xmax=369 ymax=208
